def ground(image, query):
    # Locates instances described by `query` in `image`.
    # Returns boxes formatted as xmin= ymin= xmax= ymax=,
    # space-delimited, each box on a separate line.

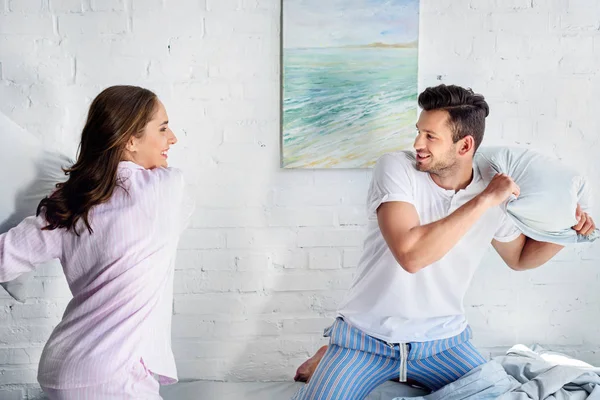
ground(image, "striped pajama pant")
xmin=292 ymin=318 xmax=486 ymax=400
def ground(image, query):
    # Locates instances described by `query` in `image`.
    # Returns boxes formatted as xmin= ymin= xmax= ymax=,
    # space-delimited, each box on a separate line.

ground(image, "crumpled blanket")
xmin=394 ymin=344 xmax=600 ymax=400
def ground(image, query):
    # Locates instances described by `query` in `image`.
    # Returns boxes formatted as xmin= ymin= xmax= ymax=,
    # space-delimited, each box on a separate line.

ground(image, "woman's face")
xmin=125 ymin=100 xmax=178 ymax=169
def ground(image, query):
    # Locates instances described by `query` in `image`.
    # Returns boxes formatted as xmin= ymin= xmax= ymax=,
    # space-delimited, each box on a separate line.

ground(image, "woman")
xmin=0 ymin=85 xmax=193 ymax=399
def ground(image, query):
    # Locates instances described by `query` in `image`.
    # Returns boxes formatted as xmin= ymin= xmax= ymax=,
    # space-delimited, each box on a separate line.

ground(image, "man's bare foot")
xmin=294 ymin=345 xmax=328 ymax=383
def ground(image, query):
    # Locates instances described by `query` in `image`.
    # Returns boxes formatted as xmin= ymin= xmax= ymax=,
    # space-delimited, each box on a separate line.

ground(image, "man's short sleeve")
xmin=367 ymin=152 xmax=415 ymax=216
xmin=494 ymin=211 xmax=522 ymax=243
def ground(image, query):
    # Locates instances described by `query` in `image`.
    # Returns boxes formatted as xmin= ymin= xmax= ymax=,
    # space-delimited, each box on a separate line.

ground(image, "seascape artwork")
xmin=282 ymin=0 xmax=420 ymax=168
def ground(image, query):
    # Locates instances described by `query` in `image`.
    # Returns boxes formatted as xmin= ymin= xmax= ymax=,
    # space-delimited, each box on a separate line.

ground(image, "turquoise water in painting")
xmin=282 ymin=47 xmax=418 ymax=168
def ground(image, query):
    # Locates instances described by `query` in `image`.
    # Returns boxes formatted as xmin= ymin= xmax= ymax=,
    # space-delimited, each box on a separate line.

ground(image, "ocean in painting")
xmin=282 ymin=46 xmax=418 ymax=168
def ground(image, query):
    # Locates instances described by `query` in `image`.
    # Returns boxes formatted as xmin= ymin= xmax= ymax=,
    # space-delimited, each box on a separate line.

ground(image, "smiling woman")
xmin=122 ymin=100 xmax=177 ymax=169
xmin=39 ymin=85 xmax=177 ymax=234
xmin=0 ymin=85 xmax=193 ymax=399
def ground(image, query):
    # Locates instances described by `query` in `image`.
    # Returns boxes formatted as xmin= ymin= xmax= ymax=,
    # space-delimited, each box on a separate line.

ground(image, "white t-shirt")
xmin=337 ymin=151 xmax=521 ymax=343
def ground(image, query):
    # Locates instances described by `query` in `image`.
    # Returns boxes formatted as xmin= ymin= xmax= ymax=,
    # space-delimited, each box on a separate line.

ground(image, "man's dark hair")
xmin=418 ymin=84 xmax=489 ymax=152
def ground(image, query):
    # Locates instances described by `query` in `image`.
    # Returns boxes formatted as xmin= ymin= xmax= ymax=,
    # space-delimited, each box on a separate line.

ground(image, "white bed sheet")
xmin=160 ymin=380 xmax=429 ymax=400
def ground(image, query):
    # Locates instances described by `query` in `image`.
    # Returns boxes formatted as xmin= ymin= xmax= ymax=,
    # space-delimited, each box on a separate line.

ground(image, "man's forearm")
xmin=398 ymin=195 xmax=490 ymax=272
xmin=515 ymin=238 xmax=564 ymax=271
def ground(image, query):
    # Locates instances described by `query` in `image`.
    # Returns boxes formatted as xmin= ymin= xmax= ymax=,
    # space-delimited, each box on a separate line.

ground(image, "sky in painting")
xmin=284 ymin=0 xmax=419 ymax=49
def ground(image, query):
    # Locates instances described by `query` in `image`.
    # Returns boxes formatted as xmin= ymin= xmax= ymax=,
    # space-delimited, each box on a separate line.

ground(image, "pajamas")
xmin=0 ymin=162 xmax=193 ymax=389
xmin=41 ymin=358 xmax=161 ymax=400
xmin=292 ymin=318 xmax=486 ymax=400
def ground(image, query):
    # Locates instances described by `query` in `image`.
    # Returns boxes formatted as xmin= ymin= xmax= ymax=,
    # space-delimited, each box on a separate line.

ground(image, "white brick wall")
xmin=1 ymin=0 xmax=600 ymax=397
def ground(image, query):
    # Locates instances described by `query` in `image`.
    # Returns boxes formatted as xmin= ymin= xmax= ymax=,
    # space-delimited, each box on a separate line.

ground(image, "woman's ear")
xmin=125 ymin=135 xmax=138 ymax=153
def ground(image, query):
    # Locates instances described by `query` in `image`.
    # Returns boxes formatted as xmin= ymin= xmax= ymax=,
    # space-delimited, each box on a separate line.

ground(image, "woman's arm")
xmin=0 ymin=215 xmax=62 ymax=282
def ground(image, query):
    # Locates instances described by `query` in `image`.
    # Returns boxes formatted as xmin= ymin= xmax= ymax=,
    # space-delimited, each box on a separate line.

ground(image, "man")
xmin=292 ymin=84 xmax=595 ymax=400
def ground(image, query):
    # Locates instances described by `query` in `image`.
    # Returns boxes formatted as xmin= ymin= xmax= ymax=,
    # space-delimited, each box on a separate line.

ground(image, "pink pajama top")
xmin=0 ymin=161 xmax=193 ymax=389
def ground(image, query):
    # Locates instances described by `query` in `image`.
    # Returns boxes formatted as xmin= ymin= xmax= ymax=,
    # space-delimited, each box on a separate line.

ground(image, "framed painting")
xmin=281 ymin=0 xmax=419 ymax=168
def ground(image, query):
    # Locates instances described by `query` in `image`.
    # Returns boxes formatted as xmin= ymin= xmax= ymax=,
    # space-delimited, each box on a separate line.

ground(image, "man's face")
xmin=413 ymin=109 xmax=460 ymax=175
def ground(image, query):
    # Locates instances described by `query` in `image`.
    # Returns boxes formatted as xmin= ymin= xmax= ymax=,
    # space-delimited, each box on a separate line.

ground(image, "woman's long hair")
xmin=37 ymin=85 xmax=158 ymax=235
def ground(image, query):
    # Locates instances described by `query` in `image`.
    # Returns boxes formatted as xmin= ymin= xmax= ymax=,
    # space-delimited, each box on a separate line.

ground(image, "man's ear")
xmin=458 ymin=135 xmax=475 ymax=156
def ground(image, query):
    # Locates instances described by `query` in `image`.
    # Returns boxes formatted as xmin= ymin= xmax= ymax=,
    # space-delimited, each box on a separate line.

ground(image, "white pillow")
xmin=474 ymin=146 xmax=599 ymax=244
xmin=0 ymin=112 xmax=70 ymax=302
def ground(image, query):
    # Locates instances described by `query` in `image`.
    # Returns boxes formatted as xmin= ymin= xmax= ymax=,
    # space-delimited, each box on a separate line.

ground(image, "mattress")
xmin=160 ymin=380 xmax=429 ymax=399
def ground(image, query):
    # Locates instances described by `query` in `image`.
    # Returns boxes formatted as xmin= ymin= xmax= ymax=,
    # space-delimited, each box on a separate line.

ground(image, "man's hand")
xmin=479 ymin=173 xmax=520 ymax=208
xmin=573 ymin=204 xmax=596 ymax=236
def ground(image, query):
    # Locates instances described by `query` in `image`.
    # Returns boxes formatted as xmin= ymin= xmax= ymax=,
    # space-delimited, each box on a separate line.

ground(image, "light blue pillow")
xmin=474 ymin=146 xmax=599 ymax=245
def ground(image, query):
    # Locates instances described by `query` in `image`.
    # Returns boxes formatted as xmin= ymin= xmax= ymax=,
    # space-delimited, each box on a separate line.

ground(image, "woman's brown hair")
xmin=37 ymin=85 xmax=158 ymax=235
